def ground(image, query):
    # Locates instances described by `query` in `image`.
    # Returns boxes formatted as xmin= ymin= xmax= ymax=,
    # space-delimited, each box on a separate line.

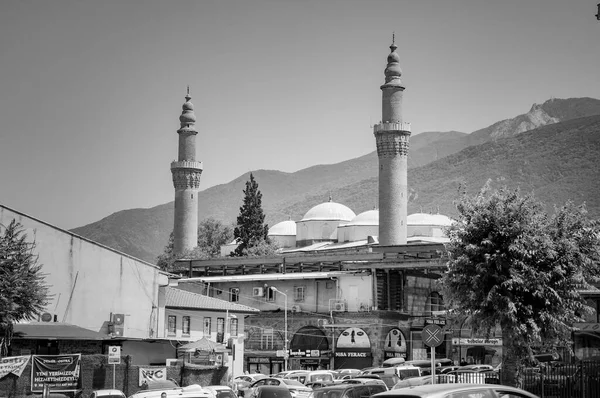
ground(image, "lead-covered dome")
xmin=301 ymin=201 xmax=356 ymax=222
xmin=407 ymin=213 xmax=453 ymax=226
xmin=268 ymin=220 xmax=297 ymax=236
xmin=348 ymin=209 xmax=379 ymax=226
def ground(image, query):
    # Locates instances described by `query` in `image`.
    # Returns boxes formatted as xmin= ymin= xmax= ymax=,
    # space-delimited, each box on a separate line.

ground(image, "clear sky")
xmin=0 ymin=0 xmax=599 ymax=229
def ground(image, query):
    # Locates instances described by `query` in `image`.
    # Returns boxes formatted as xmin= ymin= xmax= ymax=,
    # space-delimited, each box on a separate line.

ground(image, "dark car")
xmin=347 ymin=374 xmax=399 ymax=390
xmin=255 ymin=386 xmax=292 ymax=398
xmin=311 ymin=380 xmax=388 ymax=398
xmin=373 ymin=383 xmax=539 ymax=398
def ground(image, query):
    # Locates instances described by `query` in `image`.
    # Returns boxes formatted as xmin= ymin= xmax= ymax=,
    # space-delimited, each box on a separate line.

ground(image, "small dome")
xmin=349 ymin=210 xmax=379 ymax=226
xmin=301 ymin=201 xmax=356 ymax=222
xmin=179 ymin=91 xmax=197 ymax=127
xmin=268 ymin=220 xmax=297 ymax=236
xmin=384 ymin=42 xmax=402 ymax=83
xmin=407 ymin=213 xmax=453 ymax=226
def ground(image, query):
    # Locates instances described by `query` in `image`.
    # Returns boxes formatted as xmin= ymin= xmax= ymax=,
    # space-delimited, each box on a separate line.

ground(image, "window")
xmin=230 ymin=318 xmax=238 ymax=337
xmin=261 ymin=328 xmax=274 ymax=349
xmin=230 ymin=288 xmax=240 ymax=302
xmin=182 ymin=316 xmax=190 ymax=335
xmin=217 ymin=317 xmax=225 ymax=343
xmin=266 ymin=287 xmax=275 ymax=302
xmin=426 ymin=292 xmax=444 ymax=315
xmin=167 ymin=315 xmax=176 ymax=335
xmin=294 ymin=286 xmax=306 ymax=302
xmin=203 ymin=317 xmax=211 ymax=337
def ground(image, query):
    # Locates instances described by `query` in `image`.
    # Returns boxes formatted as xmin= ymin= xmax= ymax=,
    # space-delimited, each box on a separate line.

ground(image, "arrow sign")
xmin=422 ymin=324 xmax=444 ymax=348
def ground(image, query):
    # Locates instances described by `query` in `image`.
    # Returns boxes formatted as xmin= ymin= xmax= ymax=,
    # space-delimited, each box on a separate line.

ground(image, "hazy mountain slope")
xmin=70 ymin=98 xmax=600 ymax=263
xmin=278 ymin=115 xmax=600 ymax=222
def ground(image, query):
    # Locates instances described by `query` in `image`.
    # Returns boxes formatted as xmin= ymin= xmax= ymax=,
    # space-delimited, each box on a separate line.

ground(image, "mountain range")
xmin=71 ymin=97 xmax=600 ymax=264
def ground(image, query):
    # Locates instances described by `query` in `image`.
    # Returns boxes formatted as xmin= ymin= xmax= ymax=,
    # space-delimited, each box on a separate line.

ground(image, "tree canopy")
xmin=156 ymin=218 xmax=234 ymax=271
xmin=441 ymin=182 xmax=600 ymax=386
xmin=0 ymin=220 xmax=49 ymax=355
xmin=233 ymin=173 xmax=271 ymax=256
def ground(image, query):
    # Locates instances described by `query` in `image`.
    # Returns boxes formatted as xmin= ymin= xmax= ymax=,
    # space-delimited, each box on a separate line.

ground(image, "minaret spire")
xmin=374 ymin=40 xmax=411 ymax=246
xmin=171 ymin=88 xmax=204 ymax=256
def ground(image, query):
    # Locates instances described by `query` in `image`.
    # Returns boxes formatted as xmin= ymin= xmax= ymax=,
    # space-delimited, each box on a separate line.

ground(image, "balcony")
xmin=171 ymin=160 xmax=203 ymax=170
xmin=373 ymin=121 xmax=411 ymax=133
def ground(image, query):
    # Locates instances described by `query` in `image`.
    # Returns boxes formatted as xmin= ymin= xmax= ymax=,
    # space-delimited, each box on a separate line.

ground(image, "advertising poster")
xmin=0 ymin=356 xmax=30 ymax=379
xmin=31 ymin=354 xmax=81 ymax=392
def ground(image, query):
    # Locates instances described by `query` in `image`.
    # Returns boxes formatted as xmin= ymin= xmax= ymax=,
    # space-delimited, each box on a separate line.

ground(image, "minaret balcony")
xmin=373 ymin=121 xmax=411 ymax=133
xmin=171 ymin=160 xmax=203 ymax=171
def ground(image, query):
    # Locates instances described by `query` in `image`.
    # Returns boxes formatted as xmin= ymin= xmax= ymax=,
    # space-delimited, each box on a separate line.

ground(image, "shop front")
xmin=573 ymin=322 xmax=600 ymax=359
xmin=334 ymin=327 xmax=372 ymax=370
xmin=289 ymin=326 xmax=331 ymax=370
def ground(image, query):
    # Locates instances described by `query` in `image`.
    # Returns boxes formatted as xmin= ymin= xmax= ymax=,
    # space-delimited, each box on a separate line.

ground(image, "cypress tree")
xmin=233 ymin=173 xmax=270 ymax=256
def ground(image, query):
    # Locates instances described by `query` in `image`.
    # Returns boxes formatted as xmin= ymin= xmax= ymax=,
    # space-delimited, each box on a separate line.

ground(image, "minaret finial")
xmin=392 ymin=32 xmax=395 ymax=45
xmin=179 ymin=88 xmax=196 ymax=129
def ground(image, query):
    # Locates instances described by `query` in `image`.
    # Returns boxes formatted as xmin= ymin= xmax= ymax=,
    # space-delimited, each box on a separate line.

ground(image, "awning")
xmin=177 ymin=337 xmax=225 ymax=352
xmin=14 ymin=322 xmax=107 ymax=340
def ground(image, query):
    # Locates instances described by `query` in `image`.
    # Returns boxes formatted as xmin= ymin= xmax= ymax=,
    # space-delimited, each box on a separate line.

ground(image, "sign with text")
xmin=31 ymin=354 xmax=81 ymax=392
xmin=574 ymin=323 xmax=600 ymax=332
xmin=425 ymin=318 xmax=447 ymax=326
xmin=0 ymin=355 xmax=30 ymax=379
xmin=334 ymin=351 xmax=371 ymax=358
xmin=108 ymin=346 xmax=121 ymax=365
xmin=452 ymin=338 xmax=503 ymax=346
xmin=139 ymin=367 xmax=167 ymax=386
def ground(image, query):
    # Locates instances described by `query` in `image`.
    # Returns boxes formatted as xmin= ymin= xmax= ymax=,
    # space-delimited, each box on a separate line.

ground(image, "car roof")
xmin=374 ymin=383 xmax=536 ymax=397
xmin=94 ymin=390 xmax=125 ymax=396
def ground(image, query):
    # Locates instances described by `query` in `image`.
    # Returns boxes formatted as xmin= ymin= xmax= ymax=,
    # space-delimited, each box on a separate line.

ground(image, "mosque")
xmin=169 ymin=38 xmax=504 ymax=373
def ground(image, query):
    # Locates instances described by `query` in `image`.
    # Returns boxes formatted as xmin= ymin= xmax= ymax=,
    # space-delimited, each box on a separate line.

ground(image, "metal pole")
xmin=284 ymin=292 xmax=288 ymax=372
xmin=431 ymin=346 xmax=435 ymax=385
xmin=113 ymin=363 xmax=116 ymax=389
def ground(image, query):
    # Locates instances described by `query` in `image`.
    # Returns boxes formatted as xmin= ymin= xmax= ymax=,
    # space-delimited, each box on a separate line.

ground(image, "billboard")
xmin=31 ymin=354 xmax=81 ymax=392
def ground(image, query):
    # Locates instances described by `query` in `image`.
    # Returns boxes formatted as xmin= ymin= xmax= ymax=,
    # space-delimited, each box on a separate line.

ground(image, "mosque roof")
xmin=268 ymin=220 xmax=297 ymax=236
xmin=407 ymin=213 xmax=453 ymax=226
xmin=347 ymin=209 xmax=379 ymax=226
xmin=300 ymin=201 xmax=356 ymax=222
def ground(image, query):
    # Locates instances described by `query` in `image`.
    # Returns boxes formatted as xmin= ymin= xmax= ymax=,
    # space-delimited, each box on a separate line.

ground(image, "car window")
xmin=367 ymin=385 xmax=387 ymax=396
xmin=254 ymin=380 xmax=268 ymax=387
xmin=444 ymin=389 xmax=495 ymax=398
xmin=282 ymin=380 xmax=305 ymax=387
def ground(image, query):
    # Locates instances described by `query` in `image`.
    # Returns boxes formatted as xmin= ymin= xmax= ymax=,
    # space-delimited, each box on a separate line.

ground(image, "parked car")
xmin=285 ymin=371 xmax=336 ymax=386
xmin=339 ymin=377 xmax=388 ymax=390
xmin=347 ymin=374 xmax=399 ymax=389
xmin=91 ymin=390 xmax=126 ymax=398
xmin=374 ymin=383 xmax=540 ymax=398
xmin=203 ymin=386 xmax=238 ymax=398
xmin=129 ymin=384 xmax=211 ymax=398
xmin=310 ymin=379 xmax=388 ymax=398
xmin=392 ymin=375 xmax=456 ymax=390
xmin=245 ymin=377 xmax=312 ymax=398
xmin=235 ymin=374 xmax=268 ymax=397
xmin=364 ymin=365 xmax=421 ymax=380
xmin=254 ymin=386 xmax=293 ymax=398
xmin=333 ymin=369 xmax=362 ymax=379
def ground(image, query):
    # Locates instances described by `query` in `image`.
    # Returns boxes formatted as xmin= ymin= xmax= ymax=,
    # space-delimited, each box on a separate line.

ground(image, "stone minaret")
xmin=171 ymin=88 xmax=203 ymax=256
xmin=374 ymin=37 xmax=411 ymax=246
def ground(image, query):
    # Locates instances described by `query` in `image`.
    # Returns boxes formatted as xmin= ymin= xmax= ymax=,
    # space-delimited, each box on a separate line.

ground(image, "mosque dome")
xmin=301 ymin=201 xmax=356 ymax=222
xmin=348 ymin=209 xmax=379 ymax=226
xmin=268 ymin=220 xmax=297 ymax=236
xmin=179 ymin=92 xmax=197 ymax=126
xmin=407 ymin=213 xmax=453 ymax=226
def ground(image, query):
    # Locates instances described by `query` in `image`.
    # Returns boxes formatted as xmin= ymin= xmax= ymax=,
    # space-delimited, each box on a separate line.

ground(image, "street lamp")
xmin=270 ymin=287 xmax=288 ymax=371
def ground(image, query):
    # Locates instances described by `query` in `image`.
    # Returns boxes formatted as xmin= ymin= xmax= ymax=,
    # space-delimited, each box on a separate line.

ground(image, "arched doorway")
xmin=289 ymin=326 xmax=330 ymax=370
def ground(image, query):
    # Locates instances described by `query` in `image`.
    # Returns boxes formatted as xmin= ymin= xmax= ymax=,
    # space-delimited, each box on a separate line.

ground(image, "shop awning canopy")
xmin=14 ymin=322 xmax=107 ymax=340
xmin=177 ymin=337 xmax=225 ymax=353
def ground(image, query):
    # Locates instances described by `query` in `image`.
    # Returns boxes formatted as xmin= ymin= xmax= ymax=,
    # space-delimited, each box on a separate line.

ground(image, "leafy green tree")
xmin=441 ymin=182 xmax=600 ymax=387
xmin=157 ymin=219 xmax=234 ymax=271
xmin=233 ymin=173 xmax=271 ymax=256
xmin=0 ymin=220 xmax=49 ymax=355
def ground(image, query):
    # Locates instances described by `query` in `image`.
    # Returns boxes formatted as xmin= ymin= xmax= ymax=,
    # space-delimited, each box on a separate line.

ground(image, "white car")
xmin=91 ymin=390 xmax=126 ymax=398
xmin=203 ymin=385 xmax=238 ymax=398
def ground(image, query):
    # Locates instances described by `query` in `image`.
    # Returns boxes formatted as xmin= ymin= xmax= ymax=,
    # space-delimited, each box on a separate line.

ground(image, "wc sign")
xmin=139 ymin=367 xmax=167 ymax=386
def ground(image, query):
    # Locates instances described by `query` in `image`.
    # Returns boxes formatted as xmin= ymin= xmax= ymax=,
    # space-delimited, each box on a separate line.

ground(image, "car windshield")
xmin=313 ymin=390 xmax=342 ymax=398
xmin=282 ymin=380 xmax=305 ymax=387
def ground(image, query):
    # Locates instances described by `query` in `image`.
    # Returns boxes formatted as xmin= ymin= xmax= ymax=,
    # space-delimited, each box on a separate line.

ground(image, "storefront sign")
xmin=425 ymin=318 xmax=447 ymax=326
xmin=248 ymin=357 xmax=271 ymax=364
xmin=336 ymin=327 xmax=370 ymax=348
xmin=31 ymin=354 xmax=81 ymax=392
xmin=138 ymin=367 xmax=166 ymax=387
xmin=334 ymin=351 xmax=370 ymax=358
xmin=452 ymin=338 xmax=503 ymax=346
xmin=383 ymin=328 xmax=407 ymax=359
xmin=0 ymin=355 xmax=30 ymax=379
xmin=383 ymin=351 xmax=407 ymax=359
xmin=289 ymin=349 xmax=321 ymax=357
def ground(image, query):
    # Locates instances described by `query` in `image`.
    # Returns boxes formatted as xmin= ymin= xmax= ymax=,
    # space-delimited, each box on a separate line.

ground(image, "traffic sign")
xmin=422 ymin=324 xmax=444 ymax=348
xmin=108 ymin=345 xmax=121 ymax=364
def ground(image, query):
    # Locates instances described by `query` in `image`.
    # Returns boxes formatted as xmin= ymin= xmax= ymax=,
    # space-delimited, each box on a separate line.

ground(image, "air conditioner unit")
xmin=291 ymin=305 xmax=302 ymax=313
xmin=333 ymin=302 xmax=346 ymax=312
xmin=111 ymin=313 xmax=125 ymax=325
xmin=252 ymin=287 xmax=264 ymax=297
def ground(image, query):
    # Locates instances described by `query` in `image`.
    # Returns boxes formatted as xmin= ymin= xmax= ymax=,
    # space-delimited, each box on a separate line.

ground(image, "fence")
xmin=517 ymin=362 xmax=600 ymax=398
xmin=0 ymin=355 xmax=228 ymax=398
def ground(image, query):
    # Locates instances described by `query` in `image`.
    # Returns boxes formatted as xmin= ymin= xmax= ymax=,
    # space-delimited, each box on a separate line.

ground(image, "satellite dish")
xmin=41 ymin=312 xmax=52 ymax=322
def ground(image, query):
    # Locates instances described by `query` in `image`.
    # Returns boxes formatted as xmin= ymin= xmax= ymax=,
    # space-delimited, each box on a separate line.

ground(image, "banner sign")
xmin=334 ymin=351 xmax=371 ymax=358
xmin=452 ymin=338 xmax=503 ymax=346
xmin=108 ymin=346 xmax=121 ymax=365
xmin=0 ymin=355 xmax=30 ymax=379
xmin=31 ymin=354 xmax=81 ymax=392
xmin=139 ymin=367 xmax=167 ymax=387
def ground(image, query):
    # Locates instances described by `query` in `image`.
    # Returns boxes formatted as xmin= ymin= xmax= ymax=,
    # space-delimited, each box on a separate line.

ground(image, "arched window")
xmin=426 ymin=292 xmax=444 ymax=315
